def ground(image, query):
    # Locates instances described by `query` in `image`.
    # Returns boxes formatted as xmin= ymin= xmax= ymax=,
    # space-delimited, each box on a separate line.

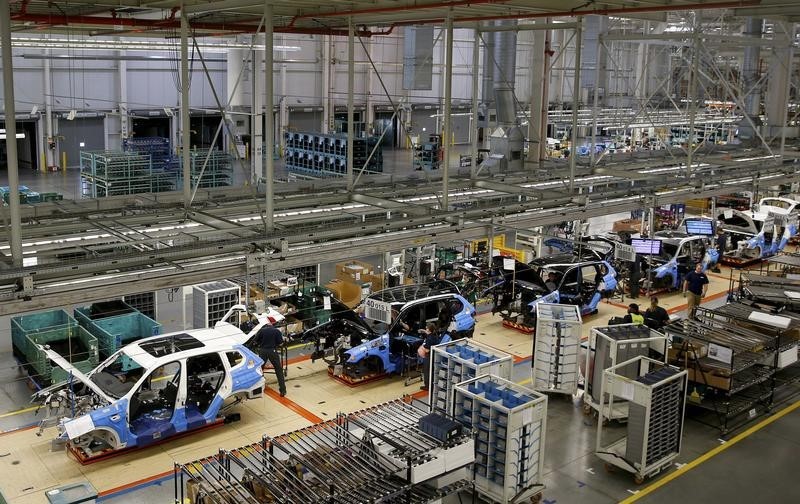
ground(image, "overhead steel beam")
xmin=349 ymin=194 xmax=432 ymax=215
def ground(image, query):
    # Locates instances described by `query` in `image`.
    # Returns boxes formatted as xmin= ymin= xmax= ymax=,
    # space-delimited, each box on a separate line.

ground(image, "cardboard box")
xmin=612 ymin=218 xmax=642 ymax=233
xmin=686 ymin=366 xmax=731 ymax=391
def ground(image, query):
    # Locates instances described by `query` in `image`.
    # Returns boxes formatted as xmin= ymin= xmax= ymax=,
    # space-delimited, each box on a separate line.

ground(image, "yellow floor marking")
xmin=0 ymin=405 xmax=39 ymax=419
xmin=620 ymin=399 xmax=800 ymax=503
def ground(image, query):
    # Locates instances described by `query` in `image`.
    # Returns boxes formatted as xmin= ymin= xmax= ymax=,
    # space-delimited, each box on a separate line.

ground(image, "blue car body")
xmin=343 ymin=293 xmax=476 ymax=376
xmin=33 ymin=307 xmax=271 ymax=458
xmin=649 ymin=233 xmax=719 ymax=290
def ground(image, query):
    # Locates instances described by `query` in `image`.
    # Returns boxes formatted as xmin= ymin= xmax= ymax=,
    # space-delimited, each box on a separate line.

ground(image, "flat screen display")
xmin=685 ymin=218 xmax=715 ymax=236
xmin=631 ymin=238 xmax=662 ymax=255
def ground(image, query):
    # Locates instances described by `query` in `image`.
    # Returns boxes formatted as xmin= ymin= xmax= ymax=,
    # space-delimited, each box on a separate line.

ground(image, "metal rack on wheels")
xmin=174 ymin=400 xmax=474 ymax=503
xmin=453 ymin=375 xmax=548 ymax=504
xmin=705 ymin=303 xmax=800 ymax=408
xmin=532 ymin=303 xmax=583 ymax=396
xmin=596 ymin=356 xmax=688 ymax=484
xmin=584 ymin=325 xmax=668 ymax=420
xmin=737 ymin=272 xmax=800 ymax=309
xmin=663 ymin=308 xmax=779 ymax=435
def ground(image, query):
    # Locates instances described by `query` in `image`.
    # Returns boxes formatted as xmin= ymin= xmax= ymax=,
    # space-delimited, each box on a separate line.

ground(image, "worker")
xmin=417 ymin=322 xmax=448 ymax=391
xmin=682 ymin=262 xmax=709 ymax=320
xmin=644 ymin=296 xmax=670 ymax=329
xmin=623 ymin=303 xmax=644 ymax=325
xmin=545 ymin=272 xmax=558 ymax=292
xmin=254 ymin=323 xmax=287 ymax=397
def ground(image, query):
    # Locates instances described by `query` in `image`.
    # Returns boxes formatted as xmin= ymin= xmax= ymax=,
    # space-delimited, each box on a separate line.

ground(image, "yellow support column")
xmin=61 ymin=152 xmax=67 ymax=173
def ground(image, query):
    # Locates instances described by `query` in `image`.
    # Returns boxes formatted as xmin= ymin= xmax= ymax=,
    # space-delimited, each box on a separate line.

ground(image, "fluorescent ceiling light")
xmin=5 ymin=36 xmax=300 ymax=53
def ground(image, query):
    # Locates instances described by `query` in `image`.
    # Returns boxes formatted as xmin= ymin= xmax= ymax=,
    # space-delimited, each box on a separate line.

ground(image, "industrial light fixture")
xmin=6 ymin=36 xmax=300 ymax=53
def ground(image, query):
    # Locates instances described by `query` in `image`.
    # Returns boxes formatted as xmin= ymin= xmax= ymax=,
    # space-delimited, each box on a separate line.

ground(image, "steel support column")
xmin=686 ymin=25 xmax=699 ymax=178
xmin=778 ymin=23 xmax=796 ymax=162
xmin=528 ymin=20 xmax=547 ymax=166
xmin=43 ymin=49 xmax=56 ymax=169
xmin=442 ymin=14 xmax=454 ymax=210
xmin=471 ymin=25 xmax=480 ymax=179
xmin=569 ymin=19 xmax=582 ymax=193
xmin=265 ymin=1 xmax=275 ymax=230
xmin=347 ymin=17 xmax=355 ymax=192
xmin=180 ymin=9 xmax=192 ymax=209
xmin=1 ymin=0 xmax=23 ymax=266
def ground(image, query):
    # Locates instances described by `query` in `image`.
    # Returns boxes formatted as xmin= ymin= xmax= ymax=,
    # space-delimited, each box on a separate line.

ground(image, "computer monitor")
xmin=685 ymin=218 xmax=715 ymax=236
xmin=631 ymin=238 xmax=662 ymax=255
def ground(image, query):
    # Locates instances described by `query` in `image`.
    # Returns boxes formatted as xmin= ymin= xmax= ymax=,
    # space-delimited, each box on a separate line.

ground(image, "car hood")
xmin=35 ymin=345 xmax=114 ymax=403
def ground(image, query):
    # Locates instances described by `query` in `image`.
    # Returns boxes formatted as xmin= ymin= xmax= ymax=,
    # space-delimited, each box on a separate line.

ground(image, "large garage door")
xmin=59 ymin=117 xmax=105 ymax=168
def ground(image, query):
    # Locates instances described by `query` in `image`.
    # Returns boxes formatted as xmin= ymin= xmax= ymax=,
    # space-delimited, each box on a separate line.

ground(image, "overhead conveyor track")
xmin=1 ymin=152 xmax=799 ymax=313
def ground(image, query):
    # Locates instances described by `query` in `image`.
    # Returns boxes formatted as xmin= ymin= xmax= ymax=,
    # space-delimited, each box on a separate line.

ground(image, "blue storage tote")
xmin=75 ymin=306 xmax=161 ymax=357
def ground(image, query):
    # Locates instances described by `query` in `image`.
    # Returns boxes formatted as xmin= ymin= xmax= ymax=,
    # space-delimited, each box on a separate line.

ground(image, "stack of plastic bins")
xmin=533 ymin=303 xmax=582 ymax=395
xmin=430 ymin=338 xmax=513 ymax=415
xmin=454 ymin=375 xmax=548 ymax=503
xmin=585 ymin=324 xmax=668 ymax=420
xmin=192 ymin=280 xmax=241 ymax=328
xmin=74 ymin=303 xmax=161 ymax=358
xmin=12 ymin=310 xmax=98 ymax=386
xmin=123 ymin=292 xmax=157 ymax=321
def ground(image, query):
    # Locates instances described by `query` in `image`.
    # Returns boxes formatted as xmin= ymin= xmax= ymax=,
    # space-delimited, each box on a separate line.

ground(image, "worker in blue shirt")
xmin=682 ymin=262 xmax=709 ymax=320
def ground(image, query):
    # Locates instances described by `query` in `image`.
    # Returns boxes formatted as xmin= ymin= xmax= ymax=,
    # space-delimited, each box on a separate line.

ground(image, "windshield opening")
xmin=91 ymin=352 xmax=146 ymax=399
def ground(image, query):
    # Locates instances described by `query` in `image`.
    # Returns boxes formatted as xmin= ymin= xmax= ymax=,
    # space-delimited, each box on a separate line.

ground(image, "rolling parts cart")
xmin=454 ymin=375 xmax=548 ymax=504
xmin=585 ymin=325 xmax=667 ymax=420
xmin=596 ymin=356 xmax=688 ymax=484
xmin=430 ymin=338 xmax=513 ymax=416
xmin=533 ymin=303 xmax=582 ymax=396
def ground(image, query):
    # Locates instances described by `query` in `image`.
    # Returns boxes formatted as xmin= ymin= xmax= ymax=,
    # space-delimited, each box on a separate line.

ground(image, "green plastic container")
xmin=75 ymin=307 xmax=161 ymax=358
xmin=24 ymin=325 xmax=98 ymax=386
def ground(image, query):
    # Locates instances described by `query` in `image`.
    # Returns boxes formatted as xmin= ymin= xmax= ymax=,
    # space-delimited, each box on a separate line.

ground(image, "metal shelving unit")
xmin=192 ymin=280 xmax=241 ymax=329
xmin=430 ymin=338 xmax=513 ymax=416
xmin=174 ymin=400 xmax=474 ymax=503
xmin=585 ymin=325 xmax=668 ymax=420
xmin=176 ymin=149 xmax=234 ymax=189
xmin=80 ymin=150 xmax=177 ymax=197
xmin=454 ymin=375 xmax=547 ymax=503
xmin=596 ymin=356 xmax=688 ymax=484
xmin=664 ymin=308 xmax=780 ymax=434
xmin=532 ymin=303 xmax=582 ymax=396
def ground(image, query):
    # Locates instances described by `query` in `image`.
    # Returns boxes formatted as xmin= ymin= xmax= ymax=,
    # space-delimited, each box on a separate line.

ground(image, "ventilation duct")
xmin=739 ymin=17 xmax=762 ymax=142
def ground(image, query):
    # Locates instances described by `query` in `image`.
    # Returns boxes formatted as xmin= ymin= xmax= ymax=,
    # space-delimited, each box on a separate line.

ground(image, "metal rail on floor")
xmin=173 ymin=399 xmax=475 ymax=503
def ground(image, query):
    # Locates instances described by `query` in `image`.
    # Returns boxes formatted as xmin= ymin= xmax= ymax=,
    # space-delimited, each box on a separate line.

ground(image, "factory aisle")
xmin=630 ymin=402 xmax=800 ymax=504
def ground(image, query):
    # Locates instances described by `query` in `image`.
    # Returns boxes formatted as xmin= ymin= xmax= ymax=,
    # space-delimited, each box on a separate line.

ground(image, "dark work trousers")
xmin=262 ymin=348 xmax=286 ymax=395
xmin=423 ymin=353 xmax=432 ymax=388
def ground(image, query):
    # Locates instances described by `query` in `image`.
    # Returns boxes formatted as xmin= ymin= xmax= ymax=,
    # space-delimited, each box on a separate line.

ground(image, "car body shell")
xmin=33 ymin=305 xmax=275 ymax=455
xmin=647 ymin=232 xmax=719 ymax=289
xmin=303 ymin=287 xmax=476 ymax=378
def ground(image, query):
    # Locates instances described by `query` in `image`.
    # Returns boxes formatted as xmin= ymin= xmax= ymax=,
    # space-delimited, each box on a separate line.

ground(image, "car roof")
xmin=122 ymin=324 xmax=246 ymax=369
xmin=365 ymin=281 xmax=461 ymax=305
